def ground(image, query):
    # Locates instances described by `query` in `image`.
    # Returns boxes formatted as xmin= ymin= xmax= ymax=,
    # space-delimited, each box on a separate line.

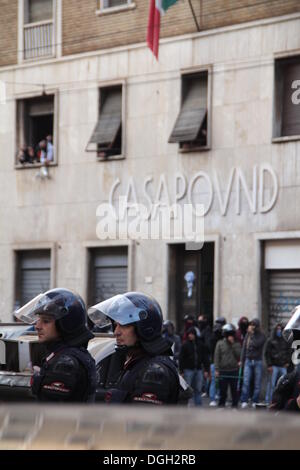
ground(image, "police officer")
xmin=270 ymin=306 xmax=300 ymax=411
xmin=89 ymin=292 xmax=180 ymax=405
xmin=16 ymin=288 xmax=96 ymax=402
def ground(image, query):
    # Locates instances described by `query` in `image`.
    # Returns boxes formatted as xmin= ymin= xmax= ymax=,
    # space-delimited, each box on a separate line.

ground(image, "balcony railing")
xmin=24 ymin=21 xmax=54 ymax=60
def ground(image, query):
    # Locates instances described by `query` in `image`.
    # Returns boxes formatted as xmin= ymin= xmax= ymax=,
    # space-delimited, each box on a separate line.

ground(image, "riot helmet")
xmin=283 ymin=305 xmax=300 ymax=342
xmin=222 ymin=323 xmax=236 ymax=338
xmin=88 ymin=292 xmax=170 ymax=355
xmin=215 ymin=316 xmax=226 ymax=327
xmin=15 ymin=288 xmax=94 ymax=346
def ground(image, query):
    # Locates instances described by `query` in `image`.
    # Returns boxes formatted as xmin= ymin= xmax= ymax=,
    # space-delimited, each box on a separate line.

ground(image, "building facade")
xmin=0 ymin=0 xmax=300 ymax=332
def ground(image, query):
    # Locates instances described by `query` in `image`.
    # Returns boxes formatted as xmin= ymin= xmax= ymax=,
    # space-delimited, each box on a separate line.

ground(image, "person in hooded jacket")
xmin=15 ymin=288 xmax=96 ymax=402
xmin=236 ymin=317 xmax=249 ymax=346
xmin=240 ymin=318 xmax=266 ymax=408
xmin=270 ymin=308 xmax=300 ymax=412
xmin=264 ymin=322 xmax=291 ymax=405
xmin=208 ymin=317 xmax=226 ymax=406
xmin=179 ymin=327 xmax=210 ymax=406
xmin=214 ymin=324 xmax=241 ymax=407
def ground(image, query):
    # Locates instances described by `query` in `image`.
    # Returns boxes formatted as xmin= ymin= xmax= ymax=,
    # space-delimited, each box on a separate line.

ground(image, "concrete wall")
xmin=0 ymin=14 xmax=300 ymax=321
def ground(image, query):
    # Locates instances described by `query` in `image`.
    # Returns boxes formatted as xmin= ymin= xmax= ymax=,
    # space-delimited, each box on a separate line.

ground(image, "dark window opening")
xmin=16 ymin=95 xmax=55 ymax=166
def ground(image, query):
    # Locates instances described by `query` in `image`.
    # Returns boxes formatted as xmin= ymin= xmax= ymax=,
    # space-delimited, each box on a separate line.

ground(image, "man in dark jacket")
xmin=162 ymin=320 xmax=181 ymax=366
xmin=179 ymin=327 xmax=210 ymax=406
xmin=264 ymin=322 xmax=291 ymax=404
xmin=208 ymin=317 xmax=226 ymax=406
xmin=270 ymin=307 xmax=300 ymax=412
xmin=236 ymin=316 xmax=249 ymax=346
xmin=240 ymin=318 xmax=266 ymax=408
xmin=89 ymin=292 xmax=180 ymax=405
xmin=214 ymin=324 xmax=241 ymax=407
xmin=16 ymin=288 xmax=96 ymax=402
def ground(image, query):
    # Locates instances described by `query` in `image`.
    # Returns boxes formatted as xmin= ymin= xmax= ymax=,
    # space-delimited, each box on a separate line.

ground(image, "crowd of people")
xmin=162 ymin=313 xmax=294 ymax=409
xmin=14 ymin=288 xmax=300 ymax=410
xmin=17 ymin=135 xmax=54 ymax=165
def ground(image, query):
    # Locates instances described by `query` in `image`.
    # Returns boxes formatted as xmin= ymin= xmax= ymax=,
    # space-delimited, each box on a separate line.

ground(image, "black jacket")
xmin=179 ymin=338 xmax=210 ymax=373
xmin=270 ymin=368 xmax=300 ymax=411
xmin=104 ymin=347 xmax=180 ymax=405
xmin=264 ymin=328 xmax=291 ymax=367
xmin=241 ymin=330 xmax=266 ymax=362
xmin=31 ymin=340 xmax=96 ymax=402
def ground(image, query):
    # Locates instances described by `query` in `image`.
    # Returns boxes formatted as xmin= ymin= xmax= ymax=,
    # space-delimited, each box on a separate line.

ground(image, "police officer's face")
xmin=114 ymin=323 xmax=138 ymax=347
xmin=35 ymin=315 xmax=60 ymax=343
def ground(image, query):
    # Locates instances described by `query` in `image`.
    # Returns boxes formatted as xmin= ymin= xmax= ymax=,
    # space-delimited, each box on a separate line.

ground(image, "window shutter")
xmin=19 ymin=251 xmax=51 ymax=305
xmin=169 ymin=74 xmax=208 ymax=143
xmin=88 ymin=88 xmax=122 ymax=146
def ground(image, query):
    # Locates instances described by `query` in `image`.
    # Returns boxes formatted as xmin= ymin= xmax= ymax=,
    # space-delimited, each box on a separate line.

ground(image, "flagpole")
xmin=187 ymin=0 xmax=200 ymax=32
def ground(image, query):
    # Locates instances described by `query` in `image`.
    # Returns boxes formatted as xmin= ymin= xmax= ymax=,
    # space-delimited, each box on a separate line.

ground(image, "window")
xmin=169 ymin=71 xmax=209 ymax=151
xmin=97 ymin=0 xmax=134 ymax=14
xmin=16 ymin=94 xmax=56 ymax=167
xmin=23 ymin=0 xmax=55 ymax=60
xmin=15 ymin=250 xmax=51 ymax=308
xmin=86 ymin=85 xmax=123 ymax=160
xmin=273 ymin=56 xmax=300 ymax=140
xmin=88 ymin=247 xmax=128 ymax=305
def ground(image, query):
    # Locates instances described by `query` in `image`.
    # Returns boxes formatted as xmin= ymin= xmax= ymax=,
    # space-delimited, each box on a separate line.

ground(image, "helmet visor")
xmin=14 ymin=291 xmax=71 ymax=324
xmin=283 ymin=306 xmax=300 ymax=342
xmin=88 ymin=294 xmax=144 ymax=328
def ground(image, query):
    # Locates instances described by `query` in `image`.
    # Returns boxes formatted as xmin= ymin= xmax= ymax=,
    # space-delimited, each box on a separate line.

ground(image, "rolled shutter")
xmin=268 ymin=270 xmax=300 ymax=330
xmin=20 ymin=251 xmax=51 ymax=305
xmin=92 ymin=249 xmax=128 ymax=304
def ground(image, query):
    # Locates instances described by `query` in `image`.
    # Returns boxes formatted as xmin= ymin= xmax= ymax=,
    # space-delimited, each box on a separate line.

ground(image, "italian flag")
xmin=147 ymin=0 xmax=178 ymax=59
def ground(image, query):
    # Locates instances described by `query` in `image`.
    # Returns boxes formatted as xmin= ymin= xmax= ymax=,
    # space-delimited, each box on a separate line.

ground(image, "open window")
xmin=273 ymin=55 xmax=300 ymax=141
xmin=23 ymin=0 xmax=55 ymax=60
xmin=169 ymin=71 xmax=209 ymax=151
xmin=16 ymin=94 xmax=56 ymax=167
xmin=86 ymin=85 xmax=123 ymax=160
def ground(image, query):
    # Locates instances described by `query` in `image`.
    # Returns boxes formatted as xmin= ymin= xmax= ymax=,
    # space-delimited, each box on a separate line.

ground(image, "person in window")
xmin=15 ymin=288 xmax=96 ymax=403
xmin=18 ymin=145 xmax=30 ymax=164
xmin=46 ymin=134 xmax=54 ymax=162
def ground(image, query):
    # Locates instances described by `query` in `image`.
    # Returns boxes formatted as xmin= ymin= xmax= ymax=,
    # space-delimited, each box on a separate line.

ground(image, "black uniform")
xmin=103 ymin=347 xmax=179 ymax=405
xmin=32 ymin=341 xmax=96 ymax=402
xmin=270 ymin=368 xmax=300 ymax=411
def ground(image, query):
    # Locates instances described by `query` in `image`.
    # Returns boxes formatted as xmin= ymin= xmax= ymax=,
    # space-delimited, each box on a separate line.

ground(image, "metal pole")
xmin=188 ymin=0 xmax=200 ymax=32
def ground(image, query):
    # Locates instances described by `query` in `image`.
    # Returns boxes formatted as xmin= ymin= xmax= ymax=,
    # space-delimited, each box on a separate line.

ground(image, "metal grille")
xmin=268 ymin=270 xmax=300 ymax=330
xmin=24 ymin=22 xmax=54 ymax=60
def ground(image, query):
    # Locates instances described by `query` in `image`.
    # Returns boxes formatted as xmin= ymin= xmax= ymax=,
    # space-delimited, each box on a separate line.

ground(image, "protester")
xmin=236 ymin=316 xmax=249 ymax=346
xmin=179 ymin=327 xmax=210 ymax=406
xmin=264 ymin=322 xmax=291 ymax=405
xmin=240 ymin=318 xmax=266 ymax=408
xmin=214 ymin=324 xmax=241 ymax=408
